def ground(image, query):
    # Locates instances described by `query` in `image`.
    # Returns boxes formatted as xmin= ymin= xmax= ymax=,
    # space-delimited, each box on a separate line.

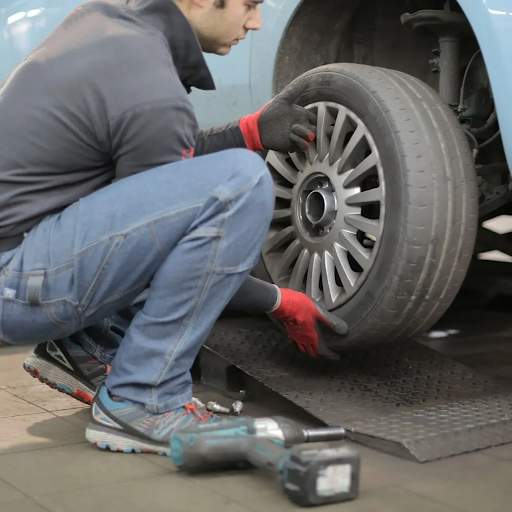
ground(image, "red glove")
xmin=239 ymin=79 xmax=317 ymax=154
xmin=271 ymin=289 xmax=348 ymax=359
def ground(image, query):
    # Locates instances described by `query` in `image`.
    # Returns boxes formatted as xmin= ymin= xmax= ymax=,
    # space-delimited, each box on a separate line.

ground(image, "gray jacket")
xmin=0 ymin=0 xmax=247 ymax=239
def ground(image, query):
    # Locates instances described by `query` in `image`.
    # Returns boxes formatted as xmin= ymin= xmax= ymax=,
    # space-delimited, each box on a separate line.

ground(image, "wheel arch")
xmin=271 ymin=0 xmax=441 ymax=94
xmin=263 ymin=0 xmax=512 ymax=176
xmin=272 ymin=0 xmax=361 ymax=96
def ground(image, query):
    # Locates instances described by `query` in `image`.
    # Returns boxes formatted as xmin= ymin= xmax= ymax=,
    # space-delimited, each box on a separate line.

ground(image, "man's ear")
xmin=175 ymin=0 xmax=209 ymax=14
xmin=190 ymin=0 xmax=211 ymax=7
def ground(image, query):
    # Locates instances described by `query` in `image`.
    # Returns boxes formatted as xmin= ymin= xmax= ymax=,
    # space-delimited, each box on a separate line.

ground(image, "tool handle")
xmin=171 ymin=432 xmax=251 ymax=472
xmin=245 ymin=438 xmax=286 ymax=474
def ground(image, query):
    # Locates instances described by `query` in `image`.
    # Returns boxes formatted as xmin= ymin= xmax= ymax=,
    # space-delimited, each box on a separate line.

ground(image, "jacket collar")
xmin=126 ymin=0 xmax=216 ymax=91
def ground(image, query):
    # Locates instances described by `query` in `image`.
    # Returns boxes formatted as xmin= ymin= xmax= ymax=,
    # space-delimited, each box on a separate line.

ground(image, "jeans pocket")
xmin=0 ymin=298 xmax=78 ymax=344
xmin=77 ymin=234 xmax=127 ymax=316
xmin=0 ymin=248 xmax=17 ymax=271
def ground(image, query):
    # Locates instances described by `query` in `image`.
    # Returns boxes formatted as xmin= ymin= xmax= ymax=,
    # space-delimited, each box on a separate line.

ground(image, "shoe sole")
xmin=85 ymin=423 xmax=171 ymax=456
xmin=23 ymin=354 xmax=96 ymax=405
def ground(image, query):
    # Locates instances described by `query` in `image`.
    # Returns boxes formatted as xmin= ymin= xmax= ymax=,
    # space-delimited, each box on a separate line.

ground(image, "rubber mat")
xmin=203 ymin=319 xmax=512 ymax=462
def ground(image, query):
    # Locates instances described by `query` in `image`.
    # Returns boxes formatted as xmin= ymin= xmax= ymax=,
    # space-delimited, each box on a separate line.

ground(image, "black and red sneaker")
xmin=23 ymin=339 xmax=110 ymax=405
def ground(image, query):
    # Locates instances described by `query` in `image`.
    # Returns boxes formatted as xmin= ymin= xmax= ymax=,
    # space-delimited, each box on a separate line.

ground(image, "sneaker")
xmin=23 ymin=339 xmax=110 ymax=405
xmin=23 ymin=340 xmax=207 ymax=410
xmin=85 ymin=385 xmax=219 ymax=456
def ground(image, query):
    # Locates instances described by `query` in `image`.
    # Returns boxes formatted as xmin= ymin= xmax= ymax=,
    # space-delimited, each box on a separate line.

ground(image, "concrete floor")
xmin=2 ymin=343 xmax=512 ymax=512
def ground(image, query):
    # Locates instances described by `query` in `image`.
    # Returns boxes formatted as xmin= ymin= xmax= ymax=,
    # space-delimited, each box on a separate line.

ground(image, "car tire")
xmin=254 ymin=63 xmax=479 ymax=349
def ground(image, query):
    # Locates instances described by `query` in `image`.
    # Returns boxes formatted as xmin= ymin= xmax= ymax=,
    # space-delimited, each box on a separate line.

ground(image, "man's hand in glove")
xmin=239 ymin=80 xmax=317 ymax=154
xmin=270 ymin=288 xmax=348 ymax=359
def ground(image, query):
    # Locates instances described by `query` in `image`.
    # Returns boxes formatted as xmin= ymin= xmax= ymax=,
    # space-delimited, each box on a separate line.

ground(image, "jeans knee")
xmin=230 ymin=150 xmax=274 ymax=227
xmin=225 ymin=148 xmax=265 ymax=177
xmin=255 ymin=163 xmax=275 ymax=227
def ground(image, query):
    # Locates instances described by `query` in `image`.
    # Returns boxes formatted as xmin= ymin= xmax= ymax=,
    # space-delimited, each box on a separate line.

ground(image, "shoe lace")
xmin=183 ymin=403 xmax=213 ymax=423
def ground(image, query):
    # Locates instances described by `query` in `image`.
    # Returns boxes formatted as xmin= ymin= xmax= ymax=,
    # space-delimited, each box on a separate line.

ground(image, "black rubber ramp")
xmin=203 ymin=320 xmax=512 ymax=462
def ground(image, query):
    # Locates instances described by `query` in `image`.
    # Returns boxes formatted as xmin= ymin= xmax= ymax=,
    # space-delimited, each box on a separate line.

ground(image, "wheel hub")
xmin=299 ymin=174 xmax=338 ymax=239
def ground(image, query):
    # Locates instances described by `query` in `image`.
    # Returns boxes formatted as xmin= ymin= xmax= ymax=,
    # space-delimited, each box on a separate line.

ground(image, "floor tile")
xmin=196 ymin=467 xmax=362 ymax=511
xmin=330 ymin=487 xmax=463 ymax=512
xmin=353 ymin=443 xmax=496 ymax=490
xmin=0 ymin=348 xmax=39 ymax=389
xmin=52 ymin=408 xmax=90 ymax=430
xmin=401 ymin=459 xmax=512 ymax=512
xmin=0 ymin=443 xmax=169 ymax=498
xmin=0 ymin=389 xmax=45 ymax=418
xmin=149 ymin=457 xmax=361 ymax=510
xmin=202 ymin=473 xmax=462 ymax=512
xmin=38 ymin=474 xmax=249 ymax=512
xmin=194 ymin=469 xmax=305 ymax=511
xmin=0 ymin=347 xmax=33 ymax=366
xmin=0 ymin=478 xmax=25 ymax=502
xmin=1 ymin=498 xmax=49 ymax=512
xmin=8 ymin=385 xmax=88 ymax=412
xmin=0 ymin=369 xmax=41 ymax=390
xmin=140 ymin=452 xmax=177 ymax=471
xmin=481 ymin=442 xmax=512 ymax=460
xmin=0 ymin=412 xmax=85 ymax=455
xmin=241 ymin=488 xmax=313 ymax=511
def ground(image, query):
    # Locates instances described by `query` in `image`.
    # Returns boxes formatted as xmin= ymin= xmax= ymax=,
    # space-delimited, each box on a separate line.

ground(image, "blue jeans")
xmin=0 ymin=149 xmax=274 ymax=413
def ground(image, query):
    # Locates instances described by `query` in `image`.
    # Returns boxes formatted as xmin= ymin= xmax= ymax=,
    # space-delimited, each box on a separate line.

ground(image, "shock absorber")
xmin=400 ymin=1 xmax=472 ymax=107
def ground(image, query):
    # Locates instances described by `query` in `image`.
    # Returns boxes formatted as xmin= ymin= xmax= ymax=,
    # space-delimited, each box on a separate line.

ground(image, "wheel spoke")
xmin=264 ymin=225 xmax=295 ymax=253
xmin=340 ymin=230 xmax=372 ymax=271
xmin=333 ymin=243 xmax=357 ymax=295
xmin=274 ymin=184 xmax=293 ymax=201
xmin=337 ymin=124 xmax=366 ymax=175
xmin=289 ymin=151 xmax=307 ymax=172
xmin=329 ymin=108 xmax=349 ymax=166
xmin=306 ymin=145 xmax=317 ymax=165
xmin=322 ymin=250 xmax=342 ymax=309
xmin=345 ymin=214 xmax=381 ymax=239
xmin=306 ymin=252 xmax=322 ymax=301
xmin=267 ymin=151 xmax=298 ymax=185
xmin=345 ymin=187 xmax=384 ymax=206
xmin=289 ymin=248 xmax=310 ymax=292
xmin=273 ymin=209 xmax=292 ymax=221
xmin=277 ymin=239 xmax=302 ymax=277
xmin=305 ymin=113 xmax=318 ymax=167
xmin=343 ymin=153 xmax=378 ymax=188
xmin=316 ymin=103 xmax=334 ymax=162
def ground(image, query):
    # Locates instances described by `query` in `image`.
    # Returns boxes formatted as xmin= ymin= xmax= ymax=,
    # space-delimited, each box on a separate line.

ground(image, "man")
xmin=0 ymin=0 xmax=348 ymax=456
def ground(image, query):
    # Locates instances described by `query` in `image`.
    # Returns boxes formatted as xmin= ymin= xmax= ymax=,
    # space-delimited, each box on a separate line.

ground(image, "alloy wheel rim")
xmin=262 ymin=101 xmax=386 ymax=310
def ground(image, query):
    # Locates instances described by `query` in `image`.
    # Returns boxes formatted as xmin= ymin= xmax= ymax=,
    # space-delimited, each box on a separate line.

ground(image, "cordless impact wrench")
xmin=174 ymin=415 xmax=346 ymax=448
xmin=170 ymin=417 xmax=360 ymax=507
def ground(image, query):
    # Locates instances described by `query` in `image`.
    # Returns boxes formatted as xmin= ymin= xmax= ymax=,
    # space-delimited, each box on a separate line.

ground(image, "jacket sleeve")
xmin=195 ymin=104 xmax=267 ymax=156
xmin=226 ymin=275 xmax=279 ymax=314
xmin=110 ymin=101 xmax=198 ymax=181
xmin=194 ymin=121 xmax=248 ymax=156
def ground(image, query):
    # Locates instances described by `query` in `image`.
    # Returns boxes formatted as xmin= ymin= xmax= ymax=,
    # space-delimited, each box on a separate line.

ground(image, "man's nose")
xmin=245 ymin=6 xmax=262 ymax=31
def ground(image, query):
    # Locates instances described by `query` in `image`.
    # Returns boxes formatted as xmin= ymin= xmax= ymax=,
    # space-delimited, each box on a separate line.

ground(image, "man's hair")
xmin=173 ymin=0 xmax=227 ymax=6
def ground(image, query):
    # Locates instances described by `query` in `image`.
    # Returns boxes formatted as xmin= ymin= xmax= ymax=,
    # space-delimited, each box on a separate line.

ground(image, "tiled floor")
xmin=2 ymin=346 xmax=512 ymax=512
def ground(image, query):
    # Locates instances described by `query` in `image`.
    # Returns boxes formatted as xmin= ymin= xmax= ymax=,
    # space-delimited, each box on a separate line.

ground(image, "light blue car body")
xmin=1 ymin=0 xmax=512 ymax=172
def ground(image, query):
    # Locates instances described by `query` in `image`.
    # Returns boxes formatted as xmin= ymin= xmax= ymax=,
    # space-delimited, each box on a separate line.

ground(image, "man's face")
xmin=192 ymin=0 xmax=263 ymax=55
